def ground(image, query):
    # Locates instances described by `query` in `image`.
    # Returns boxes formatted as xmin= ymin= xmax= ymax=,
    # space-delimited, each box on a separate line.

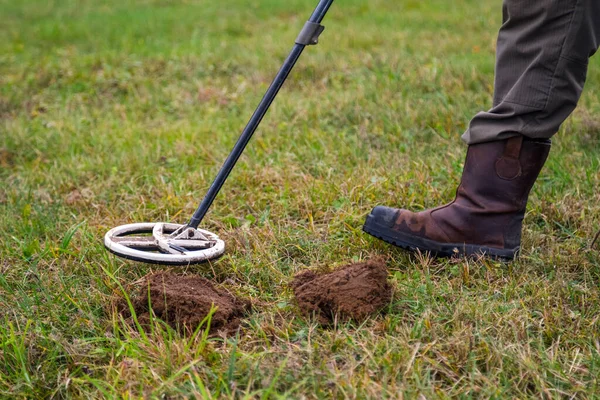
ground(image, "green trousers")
xmin=462 ymin=0 xmax=600 ymax=144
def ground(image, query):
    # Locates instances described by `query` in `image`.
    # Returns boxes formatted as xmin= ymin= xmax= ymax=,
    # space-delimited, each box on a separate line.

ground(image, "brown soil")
xmin=291 ymin=260 xmax=392 ymax=324
xmin=119 ymin=272 xmax=250 ymax=335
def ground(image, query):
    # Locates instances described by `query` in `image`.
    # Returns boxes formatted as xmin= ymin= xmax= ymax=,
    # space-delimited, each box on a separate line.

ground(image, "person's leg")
xmin=463 ymin=0 xmax=600 ymax=144
xmin=363 ymin=0 xmax=600 ymax=259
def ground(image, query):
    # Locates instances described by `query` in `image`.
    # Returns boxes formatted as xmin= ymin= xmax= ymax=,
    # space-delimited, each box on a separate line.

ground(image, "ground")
xmin=1 ymin=0 xmax=600 ymax=398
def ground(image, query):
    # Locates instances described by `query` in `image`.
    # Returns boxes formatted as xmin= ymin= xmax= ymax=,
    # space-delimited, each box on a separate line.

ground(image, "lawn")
xmin=1 ymin=0 xmax=600 ymax=398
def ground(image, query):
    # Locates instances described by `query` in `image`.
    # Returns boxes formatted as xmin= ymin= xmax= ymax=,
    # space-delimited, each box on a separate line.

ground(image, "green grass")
xmin=1 ymin=0 xmax=600 ymax=397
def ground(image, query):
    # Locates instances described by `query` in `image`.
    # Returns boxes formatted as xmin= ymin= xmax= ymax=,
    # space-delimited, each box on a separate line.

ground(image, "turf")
xmin=1 ymin=0 xmax=600 ymax=397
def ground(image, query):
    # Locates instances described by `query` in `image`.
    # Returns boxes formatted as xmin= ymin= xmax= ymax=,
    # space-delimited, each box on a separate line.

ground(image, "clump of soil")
xmin=291 ymin=261 xmax=392 ymax=324
xmin=119 ymin=272 xmax=250 ymax=335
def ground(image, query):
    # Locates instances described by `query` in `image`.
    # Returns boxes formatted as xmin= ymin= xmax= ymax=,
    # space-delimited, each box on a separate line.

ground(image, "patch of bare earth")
xmin=291 ymin=260 xmax=392 ymax=324
xmin=119 ymin=272 xmax=251 ymax=336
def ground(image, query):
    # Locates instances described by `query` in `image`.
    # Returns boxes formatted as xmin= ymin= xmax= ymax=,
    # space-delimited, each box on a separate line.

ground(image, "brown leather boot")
xmin=363 ymin=136 xmax=551 ymax=260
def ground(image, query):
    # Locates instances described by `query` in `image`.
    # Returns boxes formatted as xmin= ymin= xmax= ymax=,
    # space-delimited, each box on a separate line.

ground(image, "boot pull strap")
xmin=496 ymin=136 xmax=523 ymax=180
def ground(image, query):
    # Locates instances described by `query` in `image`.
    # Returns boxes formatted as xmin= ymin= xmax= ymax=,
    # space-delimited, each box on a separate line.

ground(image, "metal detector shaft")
xmin=188 ymin=0 xmax=335 ymax=229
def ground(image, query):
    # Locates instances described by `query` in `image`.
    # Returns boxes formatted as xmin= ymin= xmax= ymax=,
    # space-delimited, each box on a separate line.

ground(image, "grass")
xmin=1 ymin=0 xmax=600 ymax=397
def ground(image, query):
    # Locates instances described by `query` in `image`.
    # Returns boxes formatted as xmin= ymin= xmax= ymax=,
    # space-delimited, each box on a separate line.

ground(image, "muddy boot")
xmin=363 ymin=136 xmax=551 ymax=260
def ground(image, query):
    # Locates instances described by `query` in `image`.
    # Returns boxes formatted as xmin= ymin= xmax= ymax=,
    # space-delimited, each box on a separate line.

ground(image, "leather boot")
xmin=363 ymin=136 xmax=551 ymax=260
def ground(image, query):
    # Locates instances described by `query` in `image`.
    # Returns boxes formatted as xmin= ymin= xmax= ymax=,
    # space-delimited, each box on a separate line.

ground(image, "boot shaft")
xmin=434 ymin=136 xmax=551 ymax=249
xmin=457 ymin=136 xmax=551 ymax=213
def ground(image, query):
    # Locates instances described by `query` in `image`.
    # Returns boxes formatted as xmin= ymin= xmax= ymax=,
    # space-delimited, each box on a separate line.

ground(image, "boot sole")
xmin=363 ymin=214 xmax=518 ymax=261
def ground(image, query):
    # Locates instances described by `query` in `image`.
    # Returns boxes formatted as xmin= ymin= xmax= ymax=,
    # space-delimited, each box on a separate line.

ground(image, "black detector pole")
xmin=187 ymin=0 xmax=335 ymax=229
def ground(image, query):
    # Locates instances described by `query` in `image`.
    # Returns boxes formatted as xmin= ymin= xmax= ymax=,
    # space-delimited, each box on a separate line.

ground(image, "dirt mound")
xmin=119 ymin=272 xmax=250 ymax=335
xmin=291 ymin=260 xmax=392 ymax=324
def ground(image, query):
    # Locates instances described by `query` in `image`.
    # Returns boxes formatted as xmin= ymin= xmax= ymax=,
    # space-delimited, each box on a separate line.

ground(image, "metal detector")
xmin=104 ymin=0 xmax=335 ymax=265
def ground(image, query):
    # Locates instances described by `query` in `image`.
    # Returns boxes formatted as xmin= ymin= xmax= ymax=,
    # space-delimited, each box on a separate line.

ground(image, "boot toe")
xmin=367 ymin=206 xmax=400 ymax=228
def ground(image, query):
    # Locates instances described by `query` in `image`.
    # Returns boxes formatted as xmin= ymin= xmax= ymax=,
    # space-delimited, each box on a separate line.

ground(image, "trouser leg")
xmin=462 ymin=0 xmax=600 ymax=144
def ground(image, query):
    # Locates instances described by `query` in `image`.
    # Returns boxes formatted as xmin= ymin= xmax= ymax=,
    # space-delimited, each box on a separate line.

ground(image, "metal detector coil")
xmin=104 ymin=223 xmax=225 ymax=265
